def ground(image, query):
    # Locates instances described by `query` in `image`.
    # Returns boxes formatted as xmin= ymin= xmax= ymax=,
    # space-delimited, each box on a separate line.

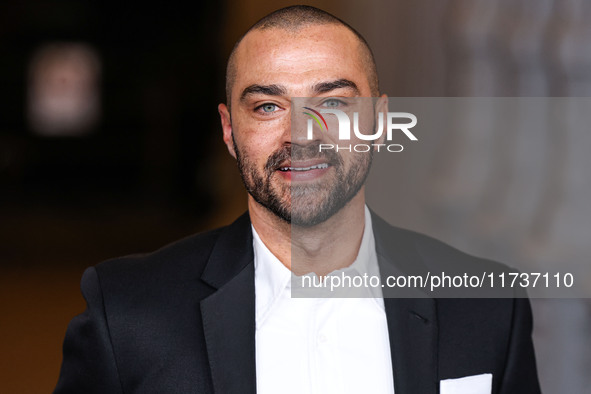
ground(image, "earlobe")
xmin=218 ymin=103 xmax=237 ymax=159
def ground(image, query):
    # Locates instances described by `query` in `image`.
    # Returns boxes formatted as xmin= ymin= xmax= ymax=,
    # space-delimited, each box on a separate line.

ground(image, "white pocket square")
xmin=440 ymin=373 xmax=492 ymax=394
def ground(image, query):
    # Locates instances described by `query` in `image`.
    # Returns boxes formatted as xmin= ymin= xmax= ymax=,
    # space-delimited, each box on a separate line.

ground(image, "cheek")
xmin=232 ymin=114 xmax=289 ymax=163
xmin=234 ymin=132 xmax=275 ymax=164
xmin=233 ymin=116 xmax=278 ymax=142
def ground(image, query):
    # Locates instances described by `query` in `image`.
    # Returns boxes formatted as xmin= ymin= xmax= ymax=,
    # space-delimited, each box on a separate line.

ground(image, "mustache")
xmin=265 ymin=144 xmax=342 ymax=171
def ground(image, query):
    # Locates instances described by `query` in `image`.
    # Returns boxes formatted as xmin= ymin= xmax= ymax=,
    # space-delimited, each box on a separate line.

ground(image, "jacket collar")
xmin=201 ymin=212 xmax=254 ymax=289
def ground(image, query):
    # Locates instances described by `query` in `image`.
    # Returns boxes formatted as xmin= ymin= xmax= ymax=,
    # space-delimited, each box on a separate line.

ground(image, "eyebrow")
xmin=312 ymin=79 xmax=360 ymax=95
xmin=239 ymin=78 xmax=361 ymax=102
xmin=240 ymin=84 xmax=287 ymax=102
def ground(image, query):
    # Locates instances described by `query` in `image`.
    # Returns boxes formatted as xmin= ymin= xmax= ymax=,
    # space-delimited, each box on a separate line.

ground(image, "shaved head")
xmin=225 ymin=5 xmax=379 ymax=106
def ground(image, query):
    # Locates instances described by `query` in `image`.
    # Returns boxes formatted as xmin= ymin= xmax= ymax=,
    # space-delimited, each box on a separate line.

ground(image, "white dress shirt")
xmin=253 ymin=206 xmax=395 ymax=394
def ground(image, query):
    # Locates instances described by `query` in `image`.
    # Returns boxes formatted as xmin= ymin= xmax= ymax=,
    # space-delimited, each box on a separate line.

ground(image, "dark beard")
xmin=233 ymin=136 xmax=372 ymax=227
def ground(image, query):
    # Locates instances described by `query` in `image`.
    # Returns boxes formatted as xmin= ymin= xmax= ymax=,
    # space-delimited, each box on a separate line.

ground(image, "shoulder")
xmin=73 ymin=221 xmax=240 ymax=340
xmin=77 ymin=212 xmax=253 ymax=311
xmin=85 ymin=211 xmax=253 ymax=306
xmin=372 ymin=212 xmax=523 ymax=300
xmin=85 ymin=216 xmax=248 ymax=314
xmin=372 ymin=212 xmax=515 ymax=275
xmin=93 ymin=226 xmax=224 ymax=292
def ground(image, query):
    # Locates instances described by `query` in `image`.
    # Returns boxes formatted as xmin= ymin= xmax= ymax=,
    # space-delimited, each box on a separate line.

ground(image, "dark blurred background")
xmin=1 ymin=0 xmax=590 ymax=392
xmin=1 ymin=1 xmax=238 ymax=392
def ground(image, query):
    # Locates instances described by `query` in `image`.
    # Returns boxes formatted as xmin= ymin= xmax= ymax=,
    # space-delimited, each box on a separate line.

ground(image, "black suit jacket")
xmin=54 ymin=212 xmax=541 ymax=393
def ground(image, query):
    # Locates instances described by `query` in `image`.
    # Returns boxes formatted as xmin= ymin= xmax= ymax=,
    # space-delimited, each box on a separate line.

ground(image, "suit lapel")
xmin=200 ymin=213 xmax=257 ymax=394
xmin=373 ymin=213 xmax=439 ymax=394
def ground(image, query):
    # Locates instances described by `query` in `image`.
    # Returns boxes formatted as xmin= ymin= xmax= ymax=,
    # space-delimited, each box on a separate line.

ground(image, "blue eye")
xmin=260 ymin=104 xmax=277 ymax=113
xmin=322 ymin=99 xmax=344 ymax=108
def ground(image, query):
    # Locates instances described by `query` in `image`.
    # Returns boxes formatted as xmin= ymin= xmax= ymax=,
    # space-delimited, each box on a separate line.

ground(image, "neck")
xmin=249 ymin=191 xmax=367 ymax=277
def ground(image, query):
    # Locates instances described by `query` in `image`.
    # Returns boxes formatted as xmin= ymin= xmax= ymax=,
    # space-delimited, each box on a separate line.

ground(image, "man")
xmin=55 ymin=6 xmax=540 ymax=394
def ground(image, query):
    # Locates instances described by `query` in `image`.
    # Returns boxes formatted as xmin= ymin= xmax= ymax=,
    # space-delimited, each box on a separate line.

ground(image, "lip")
xmin=275 ymin=159 xmax=332 ymax=182
xmin=276 ymin=158 xmax=331 ymax=170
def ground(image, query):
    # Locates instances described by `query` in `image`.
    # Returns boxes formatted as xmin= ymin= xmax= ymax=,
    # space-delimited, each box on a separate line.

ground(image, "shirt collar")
xmin=253 ymin=206 xmax=381 ymax=323
xmin=336 ymin=205 xmax=379 ymax=280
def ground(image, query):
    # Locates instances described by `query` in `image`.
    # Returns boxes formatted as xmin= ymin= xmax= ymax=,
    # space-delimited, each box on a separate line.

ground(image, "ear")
xmin=218 ymin=103 xmax=237 ymax=159
xmin=374 ymin=94 xmax=389 ymax=148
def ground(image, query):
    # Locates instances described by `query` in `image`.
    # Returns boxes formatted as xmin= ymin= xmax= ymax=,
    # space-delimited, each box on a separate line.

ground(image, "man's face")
xmin=219 ymin=24 xmax=377 ymax=226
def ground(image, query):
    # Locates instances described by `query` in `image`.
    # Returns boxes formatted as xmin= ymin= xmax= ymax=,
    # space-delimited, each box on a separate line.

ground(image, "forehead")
xmin=232 ymin=24 xmax=369 ymax=97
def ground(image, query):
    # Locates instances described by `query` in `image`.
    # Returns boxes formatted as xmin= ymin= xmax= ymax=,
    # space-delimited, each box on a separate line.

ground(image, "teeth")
xmin=280 ymin=163 xmax=329 ymax=171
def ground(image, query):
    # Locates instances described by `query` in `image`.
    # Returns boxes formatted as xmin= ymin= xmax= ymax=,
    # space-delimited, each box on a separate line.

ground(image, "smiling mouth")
xmin=278 ymin=163 xmax=330 ymax=172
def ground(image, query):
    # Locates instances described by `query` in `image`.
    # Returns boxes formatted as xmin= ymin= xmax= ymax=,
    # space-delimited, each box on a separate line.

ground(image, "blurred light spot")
xmin=28 ymin=43 xmax=101 ymax=137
